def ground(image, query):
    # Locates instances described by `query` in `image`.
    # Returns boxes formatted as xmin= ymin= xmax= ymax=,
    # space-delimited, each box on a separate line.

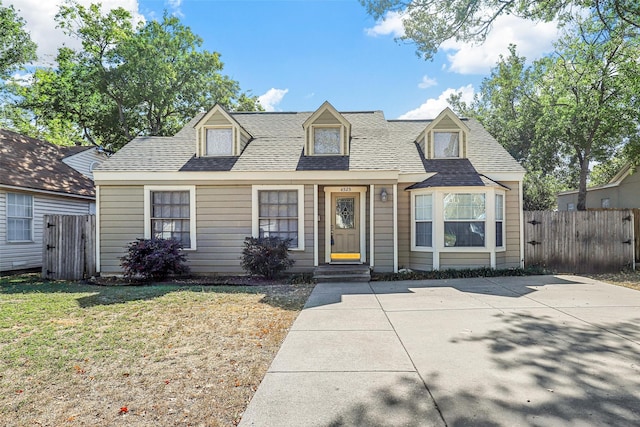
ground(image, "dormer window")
xmin=303 ymin=101 xmax=351 ymax=156
xmin=417 ymin=108 xmax=469 ymax=159
xmin=206 ymin=127 xmax=233 ymax=156
xmin=434 ymin=131 xmax=460 ymax=158
xmin=194 ymin=104 xmax=253 ymax=158
xmin=313 ymin=127 xmax=341 ymax=154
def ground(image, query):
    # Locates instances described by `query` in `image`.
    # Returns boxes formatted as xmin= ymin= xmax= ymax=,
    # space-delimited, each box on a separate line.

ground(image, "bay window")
xmin=495 ymin=194 xmax=504 ymax=247
xmin=414 ymin=194 xmax=432 ymax=247
xmin=443 ymin=193 xmax=485 ymax=247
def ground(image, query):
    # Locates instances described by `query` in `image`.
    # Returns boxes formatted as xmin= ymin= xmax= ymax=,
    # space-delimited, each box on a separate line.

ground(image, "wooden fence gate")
xmin=524 ymin=210 xmax=635 ymax=273
xmin=42 ymin=215 xmax=96 ymax=280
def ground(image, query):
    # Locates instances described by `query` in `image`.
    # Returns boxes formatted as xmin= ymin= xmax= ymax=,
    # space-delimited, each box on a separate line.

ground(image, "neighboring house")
xmin=0 ymin=130 xmax=96 ymax=272
xmin=557 ymin=163 xmax=639 ymax=210
xmin=94 ymin=102 xmax=525 ymax=275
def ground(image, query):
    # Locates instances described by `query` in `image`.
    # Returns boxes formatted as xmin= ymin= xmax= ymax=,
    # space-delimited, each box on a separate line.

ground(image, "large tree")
xmin=535 ymin=12 xmax=640 ymax=210
xmin=360 ymin=0 xmax=639 ymax=60
xmin=15 ymin=2 xmax=260 ymax=149
xmin=0 ymin=1 xmax=36 ymax=79
xmin=449 ymin=11 xmax=640 ymax=211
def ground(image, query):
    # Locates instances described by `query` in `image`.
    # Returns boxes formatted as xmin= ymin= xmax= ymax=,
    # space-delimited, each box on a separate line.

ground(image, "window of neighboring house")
xmin=7 ymin=193 xmax=33 ymax=242
xmin=414 ymin=194 xmax=433 ymax=247
xmin=567 ymin=203 xmax=575 ymax=211
xmin=206 ymin=128 xmax=233 ymax=156
xmin=443 ymin=193 xmax=485 ymax=247
xmin=434 ymin=131 xmax=460 ymax=158
xmin=601 ymin=198 xmax=611 ymax=208
xmin=253 ymin=186 xmax=304 ymax=250
xmin=144 ymin=187 xmax=196 ymax=250
xmin=313 ymin=127 xmax=341 ymax=154
xmin=495 ymin=194 xmax=504 ymax=248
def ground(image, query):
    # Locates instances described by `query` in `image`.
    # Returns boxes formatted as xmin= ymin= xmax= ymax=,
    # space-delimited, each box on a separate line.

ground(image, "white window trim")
xmin=144 ymin=185 xmax=197 ymax=251
xmin=7 ymin=192 xmax=34 ymax=243
xmin=310 ymin=124 xmax=344 ymax=156
xmin=252 ymin=185 xmax=305 ymax=251
xmin=203 ymin=125 xmax=235 ymax=157
xmin=495 ymin=191 xmax=506 ymax=252
xmin=411 ymin=193 xmax=434 ymax=251
xmin=411 ymin=188 xmax=502 ymax=254
xmin=432 ymin=129 xmax=462 ymax=159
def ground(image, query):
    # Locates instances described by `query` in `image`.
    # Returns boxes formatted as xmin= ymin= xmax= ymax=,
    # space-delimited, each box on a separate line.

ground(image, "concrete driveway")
xmin=239 ymin=275 xmax=640 ymax=426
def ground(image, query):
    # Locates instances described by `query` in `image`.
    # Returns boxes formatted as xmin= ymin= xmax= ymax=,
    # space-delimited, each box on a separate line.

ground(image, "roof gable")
xmin=302 ymin=101 xmax=352 ymax=156
xmin=417 ymin=108 xmax=470 ymax=159
xmin=194 ymin=104 xmax=252 ymax=156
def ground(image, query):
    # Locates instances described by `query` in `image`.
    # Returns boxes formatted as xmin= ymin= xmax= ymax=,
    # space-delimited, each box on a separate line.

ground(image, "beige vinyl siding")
xmin=433 ymin=116 xmax=457 ymax=130
xmin=501 ymin=181 xmax=521 ymax=268
xmin=188 ymin=186 xmax=251 ymax=274
xmin=440 ymin=252 xmax=491 ymax=269
xmin=62 ymin=149 xmax=105 ymax=179
xmin=99 ymin=186 xmax=144 ymax=274
xmin=314 ymin=110 xmax=341 ymax=125
xmin=495 ymin=252 xmax=506 ymax=266
xmin=1 ymin=190 xmax=91 ymax=272
xmin=203 ymin=110 xmax=231 ymax=127
xmin=373 ymin=185 xmax=394 ymax=272
xmin=292 ymin=184 xmax=315 ymax=271
xmin=397 ymin=184 xmax=411 ymax=269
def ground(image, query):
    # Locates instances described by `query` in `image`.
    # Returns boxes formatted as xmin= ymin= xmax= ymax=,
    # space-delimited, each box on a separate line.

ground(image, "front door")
xmin=331 ymin=192 xmax=360 ymax=262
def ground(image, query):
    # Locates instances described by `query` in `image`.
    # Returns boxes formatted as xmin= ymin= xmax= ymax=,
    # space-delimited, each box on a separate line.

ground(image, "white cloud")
xmin=418 ymin=75 xmax=437 ymax=89
xmin=399 ymin=85 xmax=475 ymax=119
xmin=7 ymin=0 xmax=144 ymax=66
xmin=258 ymin=88 xmax=289 ymax=112
xmin=441 ymin=15 xmax=560 ymax=74
xmin=10 ymin=71 xmax=33 ymax=87
xmin=365 ymin=11 xmax=405 ymax=37
xmin=165 ymin=0 xmax=183 ymax=17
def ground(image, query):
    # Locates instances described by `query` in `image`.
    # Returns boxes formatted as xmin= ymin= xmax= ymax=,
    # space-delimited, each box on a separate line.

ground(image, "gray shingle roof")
xmin=98 ymin=109 xmax=525 ymax=176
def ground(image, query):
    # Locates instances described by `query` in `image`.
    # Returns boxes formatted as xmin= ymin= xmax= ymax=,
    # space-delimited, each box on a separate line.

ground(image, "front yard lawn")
xmin=0 ymin=274 xmax=314 ymax=426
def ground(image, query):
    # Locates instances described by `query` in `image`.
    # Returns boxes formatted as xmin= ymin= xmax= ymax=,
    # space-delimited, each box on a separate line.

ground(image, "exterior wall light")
xmin=380 ymin=188 xmax=388 ymax=202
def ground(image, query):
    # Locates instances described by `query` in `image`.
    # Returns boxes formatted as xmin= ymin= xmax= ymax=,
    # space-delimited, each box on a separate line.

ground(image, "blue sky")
xmin=9 ymin=0 xmax=562 ymax=119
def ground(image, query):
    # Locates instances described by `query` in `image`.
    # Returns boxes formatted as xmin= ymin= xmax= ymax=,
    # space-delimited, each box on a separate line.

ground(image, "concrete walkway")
xmin=239 ymin=275 xmax=640 ymax=426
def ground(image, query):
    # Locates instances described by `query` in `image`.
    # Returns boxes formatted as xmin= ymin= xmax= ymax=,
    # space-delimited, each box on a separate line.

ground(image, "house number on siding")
xmin=340 ymin=187 xmax=352 ymax=192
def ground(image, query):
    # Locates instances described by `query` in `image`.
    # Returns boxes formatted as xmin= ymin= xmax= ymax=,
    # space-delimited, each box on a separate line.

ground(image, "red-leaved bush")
xmin=120 ymin=238 xmax=189 ymax=280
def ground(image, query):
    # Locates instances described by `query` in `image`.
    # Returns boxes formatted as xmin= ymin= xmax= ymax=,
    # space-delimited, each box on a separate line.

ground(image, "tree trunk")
xmin=577 ymin=156 xmax=590 ymax=211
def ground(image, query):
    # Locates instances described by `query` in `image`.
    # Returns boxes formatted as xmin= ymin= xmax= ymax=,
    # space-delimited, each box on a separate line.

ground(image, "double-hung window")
xmin=495 ymin=194 xmax=504 ymax=247
xmin=253 ymin=186 xmax=304 ymax=250
xmin=414 ymin=194 xmax=433 ymax=247
xmin=443 ymin=193 xmax=485 ymax=247
xmin=145 ymin=186 xmax=196 ymax=250
xmin=7 ymin=193 xmax=33 ymax=242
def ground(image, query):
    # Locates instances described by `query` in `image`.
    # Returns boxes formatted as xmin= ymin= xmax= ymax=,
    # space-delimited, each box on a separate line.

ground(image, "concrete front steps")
xmin=313 ymin=264 xmax=371 ymax=283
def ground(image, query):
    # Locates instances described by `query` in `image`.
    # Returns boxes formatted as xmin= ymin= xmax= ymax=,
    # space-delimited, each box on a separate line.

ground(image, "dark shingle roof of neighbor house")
xmin=97 ymin=109 xmax=525 ymax=177
xmin=0 ymin=129 xmax=95 ymax=198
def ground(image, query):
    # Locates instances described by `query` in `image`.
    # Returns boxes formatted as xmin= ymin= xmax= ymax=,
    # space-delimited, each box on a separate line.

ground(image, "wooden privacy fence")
xmin=524 ymin=210 xmax=635 ymax=273
xmin=42 ymin=215 xmax=96 ymax=280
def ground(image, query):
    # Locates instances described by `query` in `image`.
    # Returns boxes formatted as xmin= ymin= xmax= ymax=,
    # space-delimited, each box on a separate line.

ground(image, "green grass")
xmin=0 ymin=274 xmax=313 ymax=426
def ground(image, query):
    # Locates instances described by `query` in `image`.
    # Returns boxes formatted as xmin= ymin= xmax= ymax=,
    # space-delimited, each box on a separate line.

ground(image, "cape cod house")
xmin=94 ymin=102 xmax=525 ymax=275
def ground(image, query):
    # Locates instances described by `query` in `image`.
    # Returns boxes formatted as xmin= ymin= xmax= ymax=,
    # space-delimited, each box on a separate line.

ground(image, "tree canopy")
xmin=361 ymin=0 xmax=640 ymax=60
xmin=0 ymin=1 xmax=36 ymax=79
xmin=449 ymin=10 xmax=640 ymax=210
xmin=6 ymin=1 xmax=261 ymax=149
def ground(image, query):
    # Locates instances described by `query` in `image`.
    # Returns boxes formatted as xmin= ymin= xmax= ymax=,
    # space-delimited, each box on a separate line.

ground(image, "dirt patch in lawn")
xmin=0 ymin=275 xmax=314 ymax=426
xmin=585 ymin=270 xmax=640 ymax=292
